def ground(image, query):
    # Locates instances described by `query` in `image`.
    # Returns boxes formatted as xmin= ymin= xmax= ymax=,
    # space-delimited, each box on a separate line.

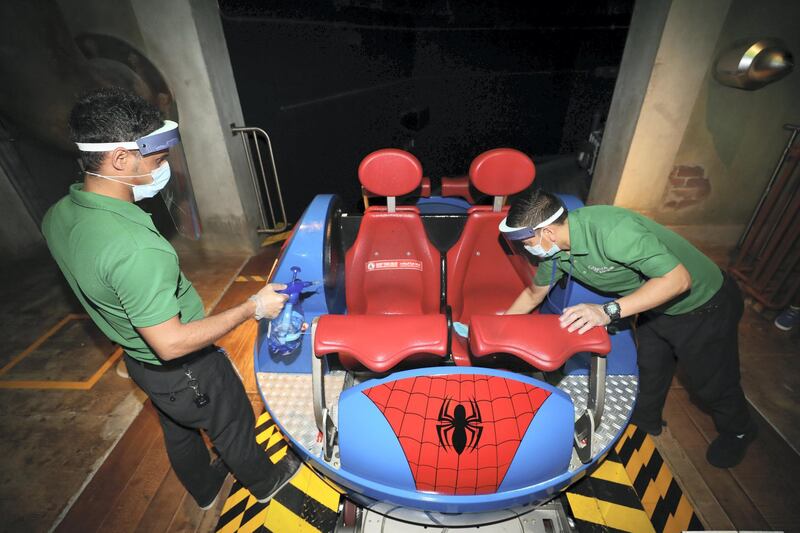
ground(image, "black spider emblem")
xmin=436 ymin=397 xmax=483 ymax=455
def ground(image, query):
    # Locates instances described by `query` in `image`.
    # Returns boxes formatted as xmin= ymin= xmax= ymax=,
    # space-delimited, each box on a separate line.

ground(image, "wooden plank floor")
xmin=658 ymin=345 xmax=800 ymax=532
xmin=55 ymin=247 xmax=279 ymax=533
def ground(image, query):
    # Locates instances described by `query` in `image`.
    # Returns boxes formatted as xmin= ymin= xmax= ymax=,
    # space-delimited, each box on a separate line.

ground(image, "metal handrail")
xmin=231 ymin=124 xmax=288 ymax=234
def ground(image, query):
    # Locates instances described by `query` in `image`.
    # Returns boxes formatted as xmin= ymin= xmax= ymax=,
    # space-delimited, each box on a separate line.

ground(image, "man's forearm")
xmin=506 ymin=284 xmax=550 ymax=315
xmin=148 ymin=300 xmax=256 ymax=361
xmin=616 ymin=266 xmax=691 ymax=318
xmin=172 ymin=300 xmax=256 ymax=358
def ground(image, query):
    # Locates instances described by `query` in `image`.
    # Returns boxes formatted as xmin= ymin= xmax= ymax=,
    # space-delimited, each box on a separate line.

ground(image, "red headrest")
xmin=469 ymin=148 xmax=535 ymax=196
xmin=358 ymin=149 xmax=423 ymax=197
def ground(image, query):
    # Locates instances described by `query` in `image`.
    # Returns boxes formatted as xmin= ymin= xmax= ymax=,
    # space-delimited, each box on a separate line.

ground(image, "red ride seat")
xmin=314 ymin=315 xmax=447 ymax=373
xmin=446 ymin=148 xmax=536 ymax=365
xmin=469 ymin=314 xmax=611 ymax=371
xmin=313 ymin=149 xmax=448 ymax=373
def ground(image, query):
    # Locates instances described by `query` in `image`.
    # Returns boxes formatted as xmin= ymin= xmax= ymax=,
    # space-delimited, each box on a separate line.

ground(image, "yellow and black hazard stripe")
xmin=565 ymin=453 xmax=656 ymax=532
xmin=215 ymin=411 xmax=343 ymax=533
xmin=235 ymin=275 xmax=269 ymax=283
xmin=261 ymin=230 xmax=292 ymax=248
xmin=615 ymin=425 xmax=703 ymax=533
xmin=565 ymin=424 xmax=703 ymax=533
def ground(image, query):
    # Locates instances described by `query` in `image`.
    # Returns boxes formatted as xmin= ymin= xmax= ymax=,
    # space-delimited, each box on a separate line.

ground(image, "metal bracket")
xmin=322 ymin=407 xmax=337 ymax=462
xmin=311 ymin=317 xmax=325 ymax=434
xmin=573 ymin=409 xmax=594 ymax=464
xmin=588 ymin=353 xmax=607 ymax=424
xmin=574 ymin=352 xmax=606 ymax=464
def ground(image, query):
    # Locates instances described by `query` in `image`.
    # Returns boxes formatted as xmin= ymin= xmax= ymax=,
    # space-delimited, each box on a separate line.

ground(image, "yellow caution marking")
xmin=590 ymin=459 xmax=630 ymax=485
xmin=643 ymin=500 xmax=657 ymax=517
xmin=216 ymin=514 xmax=243 ymax=533
xmin=234 ymin=275 xmax=269 ymax=283
xmin=612 ymin=424 xmax=704 ymax=533
xmin=566 ymin=492 xmax=605 ymax=524
xmin=257 ymin=411 xmax=272 ymax=425
xmin=256 ymin=424 xmax=278 ymax=446
xmin=290 ymin=464 xmax=341 ymax=512
xmin=0 ymin=314 xmax=123 ymax=390
xmin=268 ymin=445 xmax=287 ymax=463
xmin=639 ymin=434 xmax=656 ymax=464
xmin=237 ymin=505 xmax=270 ymax=533
xmin=670 ymin=496 xmax=696 ymax=533
xmin=654 ymin=462 xmax=673 ymax=498
xmin=263 ymin=499 xmax=320 ymax=533
xmin=220 ymin=487 xmax=251 ymax=515
xmin=596 ymin=498 xmax=657 ymax=533
xmin=624 ymin=446 xmax=645 ymax=484
xmin=265 ymin=428 xmax=285 ymax=450
xmin=261 ymin=230 xmax=292 ymax=248
xmin=641 ymin=479 xmax=662 ymax=508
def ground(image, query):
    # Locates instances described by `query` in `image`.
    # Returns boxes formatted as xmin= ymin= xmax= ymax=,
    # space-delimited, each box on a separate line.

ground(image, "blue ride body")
xmin=254 ymin=193 xmax=638 ymax=514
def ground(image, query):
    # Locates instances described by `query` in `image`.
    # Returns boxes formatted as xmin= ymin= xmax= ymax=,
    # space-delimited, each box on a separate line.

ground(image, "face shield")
xmin=498 ymin=206 xmax=565 ymax=260
xmin=76 ymin=120 xmax=202 ymax=240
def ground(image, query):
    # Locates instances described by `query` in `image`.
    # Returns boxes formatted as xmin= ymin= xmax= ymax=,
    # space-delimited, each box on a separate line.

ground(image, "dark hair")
xmin=507 ymin=189 xmax=568 ymax=229
xmin=68 ymin=87 xmax=162 ymax=172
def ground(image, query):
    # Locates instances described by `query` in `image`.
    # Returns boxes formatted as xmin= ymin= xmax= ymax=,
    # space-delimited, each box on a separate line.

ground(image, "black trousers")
xmin=125 ymin=348 xmax=276 ymax=504
xmin=634 ymin=273 xmax=752 ymax=435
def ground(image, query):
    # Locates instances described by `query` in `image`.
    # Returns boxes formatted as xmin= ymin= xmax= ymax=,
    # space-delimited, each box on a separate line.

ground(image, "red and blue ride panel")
xmin=338 ymin=367 xmax=574 ymax=509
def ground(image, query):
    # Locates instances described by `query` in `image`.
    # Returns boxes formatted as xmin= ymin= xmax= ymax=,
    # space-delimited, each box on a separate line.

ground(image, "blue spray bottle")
xmin=268 ymin=266 xmax=317 ymax=356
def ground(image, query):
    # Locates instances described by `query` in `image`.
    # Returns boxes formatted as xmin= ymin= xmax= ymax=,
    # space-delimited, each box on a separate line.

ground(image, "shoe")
xmin=774 ymin=305 xmax=800 ymax=331
xmin=198 ymin=458 xmax=230 ymax=510
xmin=706 ymin=426 xmax=758 ymax=468
xmin=254 ymin=449 xmax=302 ymax=503
xmin=630 ymin=413 xmax=666 ymax=436
xmin=115 ymin=359 xmax=130 ymax=379
xmin=199 ymin=484 xmax=226 ymax=511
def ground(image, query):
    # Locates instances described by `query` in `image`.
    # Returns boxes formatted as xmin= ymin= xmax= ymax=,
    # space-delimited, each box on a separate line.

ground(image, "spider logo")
xmin=436 ymin=398 xmax=483 ymax=455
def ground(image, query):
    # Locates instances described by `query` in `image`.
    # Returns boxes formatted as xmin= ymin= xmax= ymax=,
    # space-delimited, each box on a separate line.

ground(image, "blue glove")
xmin=453 ymin=321 xmax=469 ymax=337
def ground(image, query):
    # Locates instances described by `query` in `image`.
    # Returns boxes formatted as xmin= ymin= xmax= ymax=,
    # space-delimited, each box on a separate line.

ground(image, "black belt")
xmin=685 ymin=270 xmax=732 ymax=316
xmin=126 ymin=345 xmax=219 ymax=372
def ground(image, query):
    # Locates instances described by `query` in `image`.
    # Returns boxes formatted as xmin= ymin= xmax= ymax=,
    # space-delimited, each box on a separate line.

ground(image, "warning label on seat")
xmin=366 ymin=259 xmax=423 ymax=272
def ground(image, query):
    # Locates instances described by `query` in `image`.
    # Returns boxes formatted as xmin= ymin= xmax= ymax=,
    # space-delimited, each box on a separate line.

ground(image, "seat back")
xmin=346 ymin=207 xmax=440 ymax=314
xmin=446 ymin=149 xmax=536 ymax=323
xmin=447 ymin=207 xmax=531 ymax=322
xmin=346 ymin=149 xmax=441 ymax=315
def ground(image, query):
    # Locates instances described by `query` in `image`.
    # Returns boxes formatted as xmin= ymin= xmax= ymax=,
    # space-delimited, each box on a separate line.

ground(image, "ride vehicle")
xmin=254 ymin=148 xmax=638 ymax=530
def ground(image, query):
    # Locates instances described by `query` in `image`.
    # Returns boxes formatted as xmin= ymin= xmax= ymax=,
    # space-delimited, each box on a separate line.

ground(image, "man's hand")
xmin=559 ymin=303 xmax=610 ymax=334
xmin=251 ymin=283 xmax=289 ymax=320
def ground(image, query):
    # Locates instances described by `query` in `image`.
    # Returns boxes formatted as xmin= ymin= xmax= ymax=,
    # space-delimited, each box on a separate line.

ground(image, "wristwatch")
xmin=602 ymin=301 xmax=621 ymax=322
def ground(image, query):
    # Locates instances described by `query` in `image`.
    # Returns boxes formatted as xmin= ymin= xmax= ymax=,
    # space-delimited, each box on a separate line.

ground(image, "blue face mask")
xmin=86 ymin=162 xmax=171 ymax=202
xmin=525 ymin=231 xmax=560 ymax=258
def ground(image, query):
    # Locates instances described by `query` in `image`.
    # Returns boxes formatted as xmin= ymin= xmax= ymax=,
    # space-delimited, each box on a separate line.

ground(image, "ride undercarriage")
xmin=254 ymin=148 xmax=639 ymax=530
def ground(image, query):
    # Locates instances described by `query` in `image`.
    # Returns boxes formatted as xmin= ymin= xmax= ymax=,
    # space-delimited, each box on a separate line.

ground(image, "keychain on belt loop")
xmin=184 ymin=365 xmax=210 ymax=408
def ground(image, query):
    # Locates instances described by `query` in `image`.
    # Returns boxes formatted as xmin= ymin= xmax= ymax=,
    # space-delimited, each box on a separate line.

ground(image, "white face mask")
xmin=86 ymin=162 xmax=171 ymax=202
xmin=525 ymin=231 xmax=561 ymax=258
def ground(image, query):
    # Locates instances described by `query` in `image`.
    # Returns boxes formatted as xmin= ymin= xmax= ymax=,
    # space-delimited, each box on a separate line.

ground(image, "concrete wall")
xmin=588 ymin=0 xmax=672 ymax=207
xmin=591 ymin=0 xmax=799 ymax=246
xmin=0 ymin=163 xmax=44 ymax=261
xmin=57 ymin=0 xmax=259 ymax=251
xmin=665 ymin=0 xmax=800 ymax=229
xmin=130 ymin=0 xmax=259 ymax=249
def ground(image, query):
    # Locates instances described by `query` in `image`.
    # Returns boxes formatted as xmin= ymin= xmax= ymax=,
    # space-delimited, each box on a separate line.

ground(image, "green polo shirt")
xmin=42 ymin=183 xmax=204 ymax=365
xmin=533 ymin=206 xmax=722 ymax=315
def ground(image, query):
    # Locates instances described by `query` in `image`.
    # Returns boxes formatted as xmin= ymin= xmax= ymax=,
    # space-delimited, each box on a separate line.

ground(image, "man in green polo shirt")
xmin=501 ymin=190 xmax=756 ymax=468
xmin=42 ymin=87 xmax=299 ymax=508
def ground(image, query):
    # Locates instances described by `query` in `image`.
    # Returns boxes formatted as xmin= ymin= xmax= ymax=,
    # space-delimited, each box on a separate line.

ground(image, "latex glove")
xmin=250 ymin=283 xmax=288 ymax=320
xmin=453 ymin=321 xmax=469 ymax=337
xmin=559 ymin=303 xmax=610 ymax=334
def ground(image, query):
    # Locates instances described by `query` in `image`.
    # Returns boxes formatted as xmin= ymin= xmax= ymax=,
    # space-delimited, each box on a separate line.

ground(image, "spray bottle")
xmin=268 ymin=266 xmax=318 ymax=356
